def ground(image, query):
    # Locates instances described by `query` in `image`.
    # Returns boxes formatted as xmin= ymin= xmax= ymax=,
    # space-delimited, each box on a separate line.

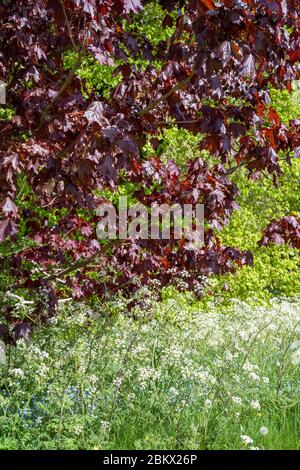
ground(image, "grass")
xmin=0 ymin=295 xmax=299 ymax=450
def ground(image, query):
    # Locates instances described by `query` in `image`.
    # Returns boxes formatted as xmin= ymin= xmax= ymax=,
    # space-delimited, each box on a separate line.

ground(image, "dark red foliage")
xmin=0 ymin=0 xmax=299 ymax=327
xmin=259 ymin=216 xmax=300 ymax=249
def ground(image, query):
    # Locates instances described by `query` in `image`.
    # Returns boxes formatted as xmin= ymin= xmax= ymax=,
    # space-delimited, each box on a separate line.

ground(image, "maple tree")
xmin=0 ymin=0 xmax=300 ymax=338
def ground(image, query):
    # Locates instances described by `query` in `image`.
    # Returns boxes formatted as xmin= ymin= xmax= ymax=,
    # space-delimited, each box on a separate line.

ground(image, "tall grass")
xmin=0 ymin=295 xmax=299 ymax=450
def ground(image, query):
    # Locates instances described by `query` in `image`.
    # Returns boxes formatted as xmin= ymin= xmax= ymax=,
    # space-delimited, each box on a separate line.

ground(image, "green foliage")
xmin=63 ymin=3 xmax=175 ymax=100
xmin=96 ymin=181 xmax=139 ymax=207
xmin=126 ymin=2 xmax=175 ymax=45
xmin=270 ymin=84 xmax=300 ymax=125
xmin=64 ymin=52 xmax=121 ymax=99
xmin=140 ymin=86 xmax=300 ymax=305
xmin=64 ymin=0 xmax=180 ymax=100
xmin=0 ymin=105 xmax=14 ymax=121
xmin=142 ymin=126 xmax=213 ymax=167
xmin=216 ymin=160 xmax=300 ymax=303
xmin=163 ymin=158 xmax=300 ymax=306
xmin=212 ymin=86 xmax=300 ymax=303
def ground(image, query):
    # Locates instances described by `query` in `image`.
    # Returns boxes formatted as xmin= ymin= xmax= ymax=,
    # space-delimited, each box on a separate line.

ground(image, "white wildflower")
xmin=232 ymin=396 xmax=242 ymax=405
xmin=249 ymin=372 xmax=260 ymax=382
xmin=169 ymin=387 xmax=179 ymax=398
xmin=138 ymin=367 xmax=160 ymax=390
xmin=74 ymin=425 xmax=83 ymax=436
xmin=113 ymin=377 xmax=123 ymax=388
xmin=243 ymin=361 xmax=258 ymax=372
xmin=239 ymin=331 xmax=249 ymax=340
xmin=89 ymin=374 xmax=98 ymax=385
xmin=100 ymin=420 xmax=110 ymax=433
xmin=291 ymin=350 xmax=300 ymax=365
xmin=250 ymin=400 xmax=261 ymax=411
xmin=241 ymin=435 xmax=254 ymax=446
xmin=127 ymin=392 xmax=136 ymax=402
xmin=204 ymin=399 xmax=212 ymax=408
xmin=260 ymin=426 xmax=268 ymax=436
xmin=225 ymin=351 xmax=234 ymax=361
xmin=38 ymin=365 xmax=49 ymax=378
xmin=10 ymin=368 xmax=24 ymax=378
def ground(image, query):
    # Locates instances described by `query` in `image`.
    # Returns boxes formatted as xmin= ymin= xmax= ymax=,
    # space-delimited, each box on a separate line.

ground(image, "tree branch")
xmin=226 ymin=156 xmax=290 ymax=176
xmin=11 ymin=252 xmax=100 ymax=290
xmin=139 ymin=70 xmax=195 ymax=117
xmin=156 ymin=119 xmax=200 ymax=126
xmin=59 ymin=0 xmax=78 ymax=51
xmin=39 ymin=50 xmax=84 ymax=126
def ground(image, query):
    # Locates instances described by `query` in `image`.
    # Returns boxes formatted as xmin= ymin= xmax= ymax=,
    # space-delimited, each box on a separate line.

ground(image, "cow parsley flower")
xmin=250 ymin=400 xmax=261 ymax=411
xmin=241 ymin=435 xmax=254 ymax=446
xmin=249 ymin=372 xmax=260 ymax=382
xmin=10 ymin=368 xmax=24 ymax=379
xmin=232 ymin=396 xmax=242 ymax=405
xmin=74 ymin=425 xmax=83 ymax=436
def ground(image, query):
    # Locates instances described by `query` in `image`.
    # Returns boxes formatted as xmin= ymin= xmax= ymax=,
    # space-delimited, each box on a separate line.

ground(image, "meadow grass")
xmin=0 ymin=295 xmax=299 ymax=450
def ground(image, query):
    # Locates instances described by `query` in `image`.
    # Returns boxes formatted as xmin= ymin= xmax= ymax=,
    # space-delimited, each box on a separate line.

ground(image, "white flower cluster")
xmin=138 ymin=367 xmax=160 ymax=390
xmin=1 ymin=296 xmax=299 ymax=449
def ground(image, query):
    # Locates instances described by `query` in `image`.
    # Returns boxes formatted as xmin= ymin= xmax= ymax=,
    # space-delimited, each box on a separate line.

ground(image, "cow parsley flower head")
xmin=232 ymin=396 xmax=242 ymax=405
xmin=249 ymin=372 xmax=260 ymax=382
xmin=10 ymin=368 xmax=24 ymax=378
xmin=241 ymin=435 xmax=254 ymax=446
xmin=250 ymin=400 xmax=261 ymax=411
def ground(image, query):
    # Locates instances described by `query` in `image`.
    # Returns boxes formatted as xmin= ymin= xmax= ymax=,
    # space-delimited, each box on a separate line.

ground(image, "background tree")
xmin=0 ymin=0 xmax=299 ymax=338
